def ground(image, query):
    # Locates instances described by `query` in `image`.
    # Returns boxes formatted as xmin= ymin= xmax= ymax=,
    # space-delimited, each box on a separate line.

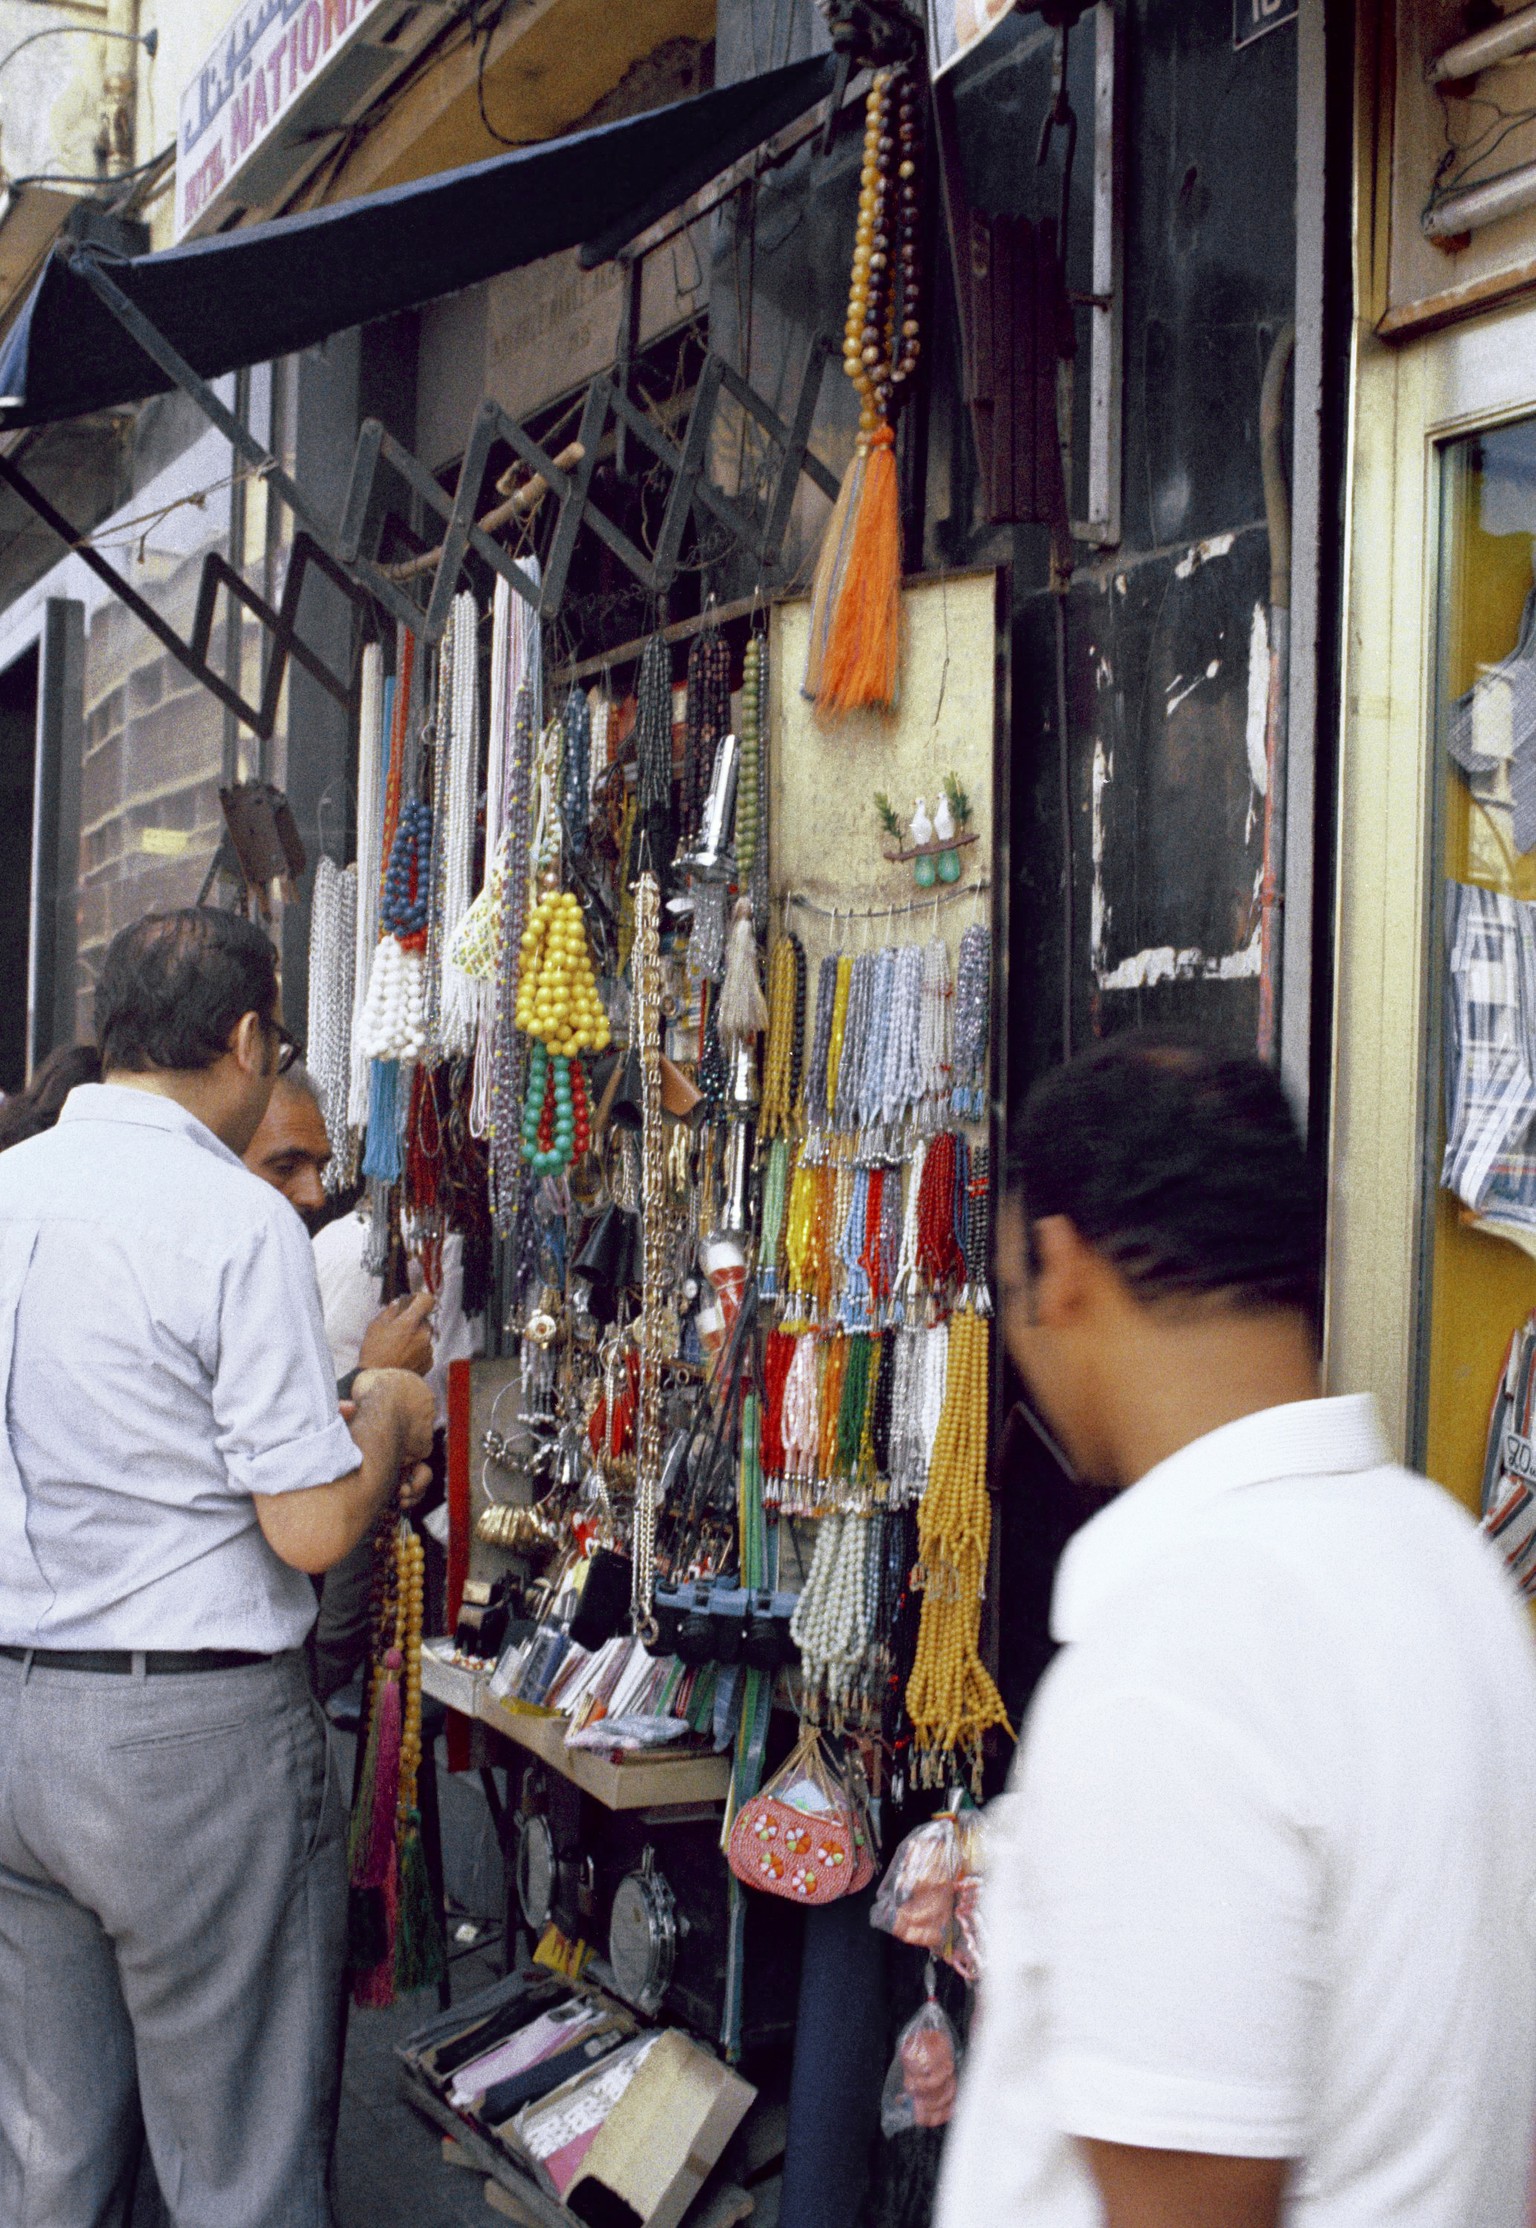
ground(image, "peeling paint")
xmin=1090 ymin=737 xmax=1112 ymax=974
xmin=1165 ymin=672 xmax=1206 ymax=717
xmin=1245 ymin=602 xmax=1270 ymax=795
xmin=1173 ymin=530 xmax=1237 ymax=580
xmin=1095 ymin=928 xmax=1262 ymax=991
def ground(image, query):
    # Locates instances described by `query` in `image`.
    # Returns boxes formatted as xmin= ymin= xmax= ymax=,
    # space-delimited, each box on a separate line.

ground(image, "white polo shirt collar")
xmin=58 ymin=1081 xmax=245 ymax=1169
xmin=1051 ymin=1393 xmax=1392 ymax=1644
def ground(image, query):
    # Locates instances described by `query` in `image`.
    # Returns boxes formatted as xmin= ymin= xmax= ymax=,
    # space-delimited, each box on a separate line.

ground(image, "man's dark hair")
xmin=1006 ymin=1030 xmax=1322 ymax=1320
xmin=0 ymin=1042 xmax=102 ymax=1151
xmin=95 ymin=909 xmax=279 ymax=1075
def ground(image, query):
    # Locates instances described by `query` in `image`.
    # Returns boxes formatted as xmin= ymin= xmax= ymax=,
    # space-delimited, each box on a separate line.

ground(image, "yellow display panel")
xmin=1426 ymin=425 xmax=1536 ymax=1509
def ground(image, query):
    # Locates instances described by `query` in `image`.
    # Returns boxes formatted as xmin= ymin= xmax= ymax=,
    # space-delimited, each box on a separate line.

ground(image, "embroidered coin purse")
xmin=729 ymin=1730 xmax=858 ymax=1907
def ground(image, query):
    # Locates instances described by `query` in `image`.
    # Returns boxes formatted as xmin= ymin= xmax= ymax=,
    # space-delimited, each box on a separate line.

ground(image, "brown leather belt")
xmin=0 ymin=1646 xmax=274 ymax=1674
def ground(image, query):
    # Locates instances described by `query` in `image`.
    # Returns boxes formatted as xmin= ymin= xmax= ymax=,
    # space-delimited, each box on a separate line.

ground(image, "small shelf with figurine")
xmin=876 ymin=773 xmax=977 ymax=886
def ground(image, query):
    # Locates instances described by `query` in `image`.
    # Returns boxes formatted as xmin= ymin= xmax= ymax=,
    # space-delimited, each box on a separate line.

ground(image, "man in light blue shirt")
xmin=0 ymin=906 xmax=434 ymax=2228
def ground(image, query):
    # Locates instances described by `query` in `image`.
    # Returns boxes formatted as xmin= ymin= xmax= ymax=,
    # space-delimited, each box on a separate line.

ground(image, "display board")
xmin=768 ymin=569 xmax=1001 ymax=996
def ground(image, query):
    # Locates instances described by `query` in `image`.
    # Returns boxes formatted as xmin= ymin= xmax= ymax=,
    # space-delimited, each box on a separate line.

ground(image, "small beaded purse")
xmin=728 ymin=1728 xmax=872 ymax=1907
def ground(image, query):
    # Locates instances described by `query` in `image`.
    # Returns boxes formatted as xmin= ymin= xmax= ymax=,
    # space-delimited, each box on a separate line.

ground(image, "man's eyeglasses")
xmin=264 ymin=1019 xmax=300 ymax=1076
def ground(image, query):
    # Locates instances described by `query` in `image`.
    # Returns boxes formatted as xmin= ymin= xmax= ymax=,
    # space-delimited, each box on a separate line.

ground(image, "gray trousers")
xmin=0 ymin=1650 xmax=346 ymax=2228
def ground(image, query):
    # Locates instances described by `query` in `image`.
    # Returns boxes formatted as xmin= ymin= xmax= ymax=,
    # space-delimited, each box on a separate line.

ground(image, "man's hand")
xmin=358 ymin=1289 xmax=435 ymax=1376
xmin=353 ymin=1365 xmax=434 ymax=1508
xmin=1077 ymin=2141 xmax=1289 ymax=2228
xmin=255 ymin=1368 xmax=437 ymax=1574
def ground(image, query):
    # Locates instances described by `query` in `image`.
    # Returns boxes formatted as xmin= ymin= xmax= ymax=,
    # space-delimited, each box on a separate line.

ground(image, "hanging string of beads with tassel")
xmin=806 ymin=63 xmax=925 ymax=719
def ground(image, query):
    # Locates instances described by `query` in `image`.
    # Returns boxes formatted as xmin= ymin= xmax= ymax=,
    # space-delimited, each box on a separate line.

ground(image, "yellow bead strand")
xmin=513 ymin=888 xmax=611 ymax=1056
xmin=761 ymin=938 xmax=798 ymax=1138
xmin=905 ymin=1309 xmax=1013 ymax=1793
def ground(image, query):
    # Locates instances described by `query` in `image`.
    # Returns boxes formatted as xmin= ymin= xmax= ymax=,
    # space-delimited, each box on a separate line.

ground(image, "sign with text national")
xmin=176 ymin=0 xmax=390 ymax=239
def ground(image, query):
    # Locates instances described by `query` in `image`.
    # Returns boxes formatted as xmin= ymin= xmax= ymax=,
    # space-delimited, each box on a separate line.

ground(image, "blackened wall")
xmin=715 ymin=0 xmax=1297 ymax=1108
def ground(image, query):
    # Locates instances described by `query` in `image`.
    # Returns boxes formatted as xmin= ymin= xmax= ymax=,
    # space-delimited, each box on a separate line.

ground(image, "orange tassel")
xmin=816 ymin=427 xmax=901 ymax=719
xmin=804 ymin=445 xmax=865 ymax=703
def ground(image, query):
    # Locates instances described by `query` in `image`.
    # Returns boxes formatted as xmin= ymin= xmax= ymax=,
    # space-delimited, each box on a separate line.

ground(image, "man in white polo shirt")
xmin=934 ymin=1032 xmax=1536 ymax=2228
xmin=0 ymin=908 xmax=434 ymax=2228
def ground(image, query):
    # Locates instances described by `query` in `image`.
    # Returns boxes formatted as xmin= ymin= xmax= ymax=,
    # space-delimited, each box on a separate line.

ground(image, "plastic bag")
xmin=880 ymin=1977 xmax=961 ymax=2136
xmin=870 ymin=1800 xmax=986 ymax=1979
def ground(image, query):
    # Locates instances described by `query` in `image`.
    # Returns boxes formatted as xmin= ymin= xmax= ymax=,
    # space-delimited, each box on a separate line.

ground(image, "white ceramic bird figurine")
xmin=910 ymin=796 xmax=933 ymax=847
xmin=933 ymin=792 xmax=955 ymax=842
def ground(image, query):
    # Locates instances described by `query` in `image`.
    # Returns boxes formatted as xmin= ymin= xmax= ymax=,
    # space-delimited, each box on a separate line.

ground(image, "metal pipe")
xmin=101 ymin=0 xmax=141 ymax=180
xmin=1422 ymin=156 xmax=1536 ymax=241
xmin=1257 ymin=321 xmax=1294 ymax=1068
xmin=1428 ymin=4 xmax=1536 ymax=84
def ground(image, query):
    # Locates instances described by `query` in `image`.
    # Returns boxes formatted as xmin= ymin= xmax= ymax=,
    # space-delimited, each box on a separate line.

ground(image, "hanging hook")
xmin=1036 ymin=10 xmax=1080 ymax=245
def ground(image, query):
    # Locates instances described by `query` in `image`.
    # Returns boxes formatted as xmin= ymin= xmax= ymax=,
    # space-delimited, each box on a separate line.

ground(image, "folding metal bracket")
xmin=189 ymin=531 xmax=372 ymax=739
xmin=412 ymin=340 xmax=839 ymax=635
xmin=0 ymin=453 xmax=366 ymax=742
xmin=334 ymin=418 xmax=475 ymax=637
xmin=40 ymin=245 xmax=845 ymax=691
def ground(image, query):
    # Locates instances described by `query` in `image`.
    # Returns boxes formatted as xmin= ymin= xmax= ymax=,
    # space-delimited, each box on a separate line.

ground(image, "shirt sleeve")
xmin=211 ymin=1200 xmax=363 ymax=1498
xmin=1023 ymin=1666 xmax=1322 ymax=2159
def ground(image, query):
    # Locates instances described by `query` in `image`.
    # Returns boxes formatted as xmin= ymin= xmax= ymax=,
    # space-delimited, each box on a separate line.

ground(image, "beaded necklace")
xmin=760 ymin=933 xmax=804 ymax=1138
xmin=806 ymin=63 xmax=926 ymax=720
xmin=824 ymin=955 xmax=854 ymax=1124
xmin=951 ymin=920 xmax=991 ymax=1122
xmin=634 ymin=635 xmax=674 ymax=886
xmin=906 ymin=1307 xmax=1012 ymax=1793
xmin=761 ymin=1326 xmax=795 ymax=1504
xmin=857 ymin=946 xmax=897 ymax=1141
xmin=682 ymin=625 xmax=731 ymax=851
xmin=802 ymin=953 xmax=840 ymax=1132
xmin=560 ymin=690 xmax=591 ymax=858
xmin=434 ymin=594 xmax=483 ymax=1061
xmin=783 ymin=1155 xmax=818 ymax=1312
xmin=631 ymin=871 xmax=666 ymax=1626
xmin=881 ymin=940 xmax=924 ymax=1128
xmin=831 ymin=950 xmax=872 ymax=1137
xmin=758 ymin=1135 xmax=791 ymax=1298
xmin=737 ymin=632 xmax=766 ymax=882
xmin=487 ymin=679 xmax=537 ymax=1232
xmin=781 ymin=1330 xmax=821 ymax=1511
xmin=918 ymin=934 xmax=952 ymax=1122
xmin=307 ymin=856 xmax=357 ymax=1190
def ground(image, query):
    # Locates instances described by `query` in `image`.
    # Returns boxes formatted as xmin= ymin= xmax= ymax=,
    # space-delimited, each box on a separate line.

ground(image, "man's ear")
xmin=1029 ymin=1214 xmax=1099 ymax=1328
xmin=229 ymin=1010 xmax=270 ymax=1078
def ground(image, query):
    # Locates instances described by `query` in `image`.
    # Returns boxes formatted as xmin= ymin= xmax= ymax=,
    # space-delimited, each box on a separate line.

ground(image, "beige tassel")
xmin=717 ymin=898 xmax=768 ymax=1053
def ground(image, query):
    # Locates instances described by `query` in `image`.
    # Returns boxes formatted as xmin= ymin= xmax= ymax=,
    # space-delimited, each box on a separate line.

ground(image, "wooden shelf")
xmin=421 ymin=1646 xmax=730 ymax=1812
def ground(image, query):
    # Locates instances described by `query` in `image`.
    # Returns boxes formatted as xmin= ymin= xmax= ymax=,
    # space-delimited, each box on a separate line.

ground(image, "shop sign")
xmin=176 ymin=0 xmax=388 ymax=240
xmin=1233 ymin=0 xmax=1296 ymax=49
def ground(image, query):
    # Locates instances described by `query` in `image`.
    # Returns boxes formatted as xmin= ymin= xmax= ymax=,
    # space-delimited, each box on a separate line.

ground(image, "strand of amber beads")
xmin=905 ymin=1308 xmax=1012 ymax=1791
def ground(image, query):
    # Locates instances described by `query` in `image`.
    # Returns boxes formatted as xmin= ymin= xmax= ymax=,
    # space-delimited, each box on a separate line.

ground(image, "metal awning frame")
xmin=0 ymin=245 xmax=844 ymax=738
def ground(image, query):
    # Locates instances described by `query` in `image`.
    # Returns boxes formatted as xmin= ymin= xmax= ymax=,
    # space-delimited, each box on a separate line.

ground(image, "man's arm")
xmin=254 ymin=1368 xmax=434 ymax=1574
xmin=1078 ymin=2140 xmax=1288 ymax=2228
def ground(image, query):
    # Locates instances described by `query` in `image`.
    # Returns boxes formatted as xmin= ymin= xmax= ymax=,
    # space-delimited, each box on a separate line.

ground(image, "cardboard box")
xmin=564 ymin=2030 xmax=755 ymax=2228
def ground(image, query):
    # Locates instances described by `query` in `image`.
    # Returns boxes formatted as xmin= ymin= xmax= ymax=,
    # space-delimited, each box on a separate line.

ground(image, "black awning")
xmin=0 ymin=53 xmax=835 ymax=428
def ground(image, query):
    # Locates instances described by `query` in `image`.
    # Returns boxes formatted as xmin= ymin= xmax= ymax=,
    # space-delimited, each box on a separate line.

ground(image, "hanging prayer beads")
xmin=682 ymin=624 xmax=731 ymax=849
xmin=806 ymin=63 xmax=926 ymax=718
xmin=514 ymin=888 xmax=608 ymax=1177
xmin=737 ymin=633 xmax=766 ymax=881
xmin=560 ymin=690 xmax=591 ymax=856
xmin=905 ymin=1308 xmax=1012 ymax=1792
xmin=951 ymin=921 xmax=991 ymax=1121
xmin=307 ymin=856 xmax=357 ymax=1189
